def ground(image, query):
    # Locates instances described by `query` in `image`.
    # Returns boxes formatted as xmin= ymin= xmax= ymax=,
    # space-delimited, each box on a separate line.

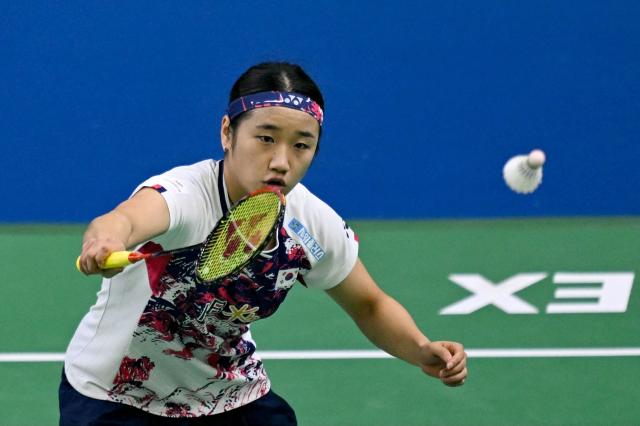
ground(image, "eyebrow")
xmin=255 ymin=123 xmax=316 ymax=139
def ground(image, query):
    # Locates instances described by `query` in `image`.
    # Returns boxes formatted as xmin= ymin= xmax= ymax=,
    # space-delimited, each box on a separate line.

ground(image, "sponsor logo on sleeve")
xmin=288 ymin=218 xmax=326 ymax=261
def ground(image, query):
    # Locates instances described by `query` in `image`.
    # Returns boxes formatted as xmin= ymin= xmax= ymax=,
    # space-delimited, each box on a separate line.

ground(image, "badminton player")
xmin=62 ymin=62 xmax=467 ymax=425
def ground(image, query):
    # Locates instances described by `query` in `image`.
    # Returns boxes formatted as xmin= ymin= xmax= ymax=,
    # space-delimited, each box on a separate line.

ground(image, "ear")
xmin=220 ymin=115 xmax=232 ymax=153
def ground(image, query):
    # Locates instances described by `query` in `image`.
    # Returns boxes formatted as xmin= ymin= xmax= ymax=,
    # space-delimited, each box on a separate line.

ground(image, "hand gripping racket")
xmin=76 ymin=187 xmax=286 ymax=282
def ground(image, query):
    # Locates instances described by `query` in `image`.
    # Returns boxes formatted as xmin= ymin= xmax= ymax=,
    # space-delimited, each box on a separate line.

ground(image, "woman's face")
xmin=220 ymin=106 xmax=320 ymax=203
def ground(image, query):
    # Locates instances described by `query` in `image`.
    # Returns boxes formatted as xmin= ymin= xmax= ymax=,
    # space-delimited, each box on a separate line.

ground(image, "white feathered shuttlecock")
xmin=503 ymin=149 xmax=546 ymax=194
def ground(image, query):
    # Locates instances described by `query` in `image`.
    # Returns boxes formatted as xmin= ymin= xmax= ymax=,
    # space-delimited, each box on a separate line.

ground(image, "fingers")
xmin=78 ymin=238 xmax=126 ymax=277
xmin=440 ymin=367 xmax=467 ymax=387
xmin=442 ymin=341 xmax=466 ymax=368
xmin=439 ymin=353 xmax=468 ymax=387
xmin=421 ymin=341 xmax=468 ymax=387
xmin=425 ymin=341 xmax=454 ymax=366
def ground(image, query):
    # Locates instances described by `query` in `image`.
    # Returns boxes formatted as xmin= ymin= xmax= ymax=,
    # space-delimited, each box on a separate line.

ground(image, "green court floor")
xmin=1 ymin=218 xmax=639 ymax=425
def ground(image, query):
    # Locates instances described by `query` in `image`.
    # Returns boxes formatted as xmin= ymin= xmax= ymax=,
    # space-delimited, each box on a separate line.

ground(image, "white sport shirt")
xmin=64 ymin=159 xmax=359 ymax=417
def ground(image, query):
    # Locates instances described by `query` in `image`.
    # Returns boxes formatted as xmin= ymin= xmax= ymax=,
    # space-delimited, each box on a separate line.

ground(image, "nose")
xmin=269 ymin=145 xmax=290 ymax=174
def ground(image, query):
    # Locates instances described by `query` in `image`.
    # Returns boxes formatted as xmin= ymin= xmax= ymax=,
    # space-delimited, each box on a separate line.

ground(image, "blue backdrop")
xmin=2 ymin=1 xmax=639 ymax=221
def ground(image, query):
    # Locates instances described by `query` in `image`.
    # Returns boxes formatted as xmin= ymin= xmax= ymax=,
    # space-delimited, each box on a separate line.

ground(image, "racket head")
xmin=195 ymin=187 xmax=286 ymax=282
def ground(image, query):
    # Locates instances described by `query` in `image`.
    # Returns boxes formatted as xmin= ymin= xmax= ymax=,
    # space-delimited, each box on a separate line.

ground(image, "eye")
xmin=257 ymin=135 xmax=275 ymax=144
xmin=294 ymin=142 xmax=311 ymax=150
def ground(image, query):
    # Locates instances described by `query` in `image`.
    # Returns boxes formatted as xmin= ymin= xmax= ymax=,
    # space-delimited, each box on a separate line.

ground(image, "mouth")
xmin=263 ymin=178 xmax=286 ymax=189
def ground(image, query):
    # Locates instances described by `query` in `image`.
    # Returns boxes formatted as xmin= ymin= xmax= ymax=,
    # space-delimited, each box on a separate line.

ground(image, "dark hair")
xmin=228 ymin=62 xmax=325 ymax=145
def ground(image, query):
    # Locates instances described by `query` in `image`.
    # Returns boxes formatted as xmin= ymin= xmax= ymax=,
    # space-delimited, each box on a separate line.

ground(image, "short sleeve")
xmin=132 ymin=160 xmax=220 ymax=249
xmin=284 ymin=185 xmax=359 ymax=290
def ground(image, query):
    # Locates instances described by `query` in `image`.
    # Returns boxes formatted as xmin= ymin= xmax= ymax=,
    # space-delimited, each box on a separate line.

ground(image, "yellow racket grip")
xmin=101 ymin=251 xmax=139 ymax=269
xmin=75 ymin=251 xmax=142 ymax=272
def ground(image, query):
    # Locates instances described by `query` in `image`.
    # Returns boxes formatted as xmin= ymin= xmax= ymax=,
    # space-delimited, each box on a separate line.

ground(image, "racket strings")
xmin=197 ymin=191 xmax=282 ymax=282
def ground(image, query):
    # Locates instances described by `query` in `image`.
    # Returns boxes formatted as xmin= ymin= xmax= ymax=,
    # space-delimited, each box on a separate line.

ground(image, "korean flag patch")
xmin=275 ymin=268 xmax=299 ymax=291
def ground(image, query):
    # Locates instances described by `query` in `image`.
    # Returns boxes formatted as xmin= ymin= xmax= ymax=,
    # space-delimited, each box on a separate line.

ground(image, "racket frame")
xmin=194 ymin=186 xmax=286 ymax=282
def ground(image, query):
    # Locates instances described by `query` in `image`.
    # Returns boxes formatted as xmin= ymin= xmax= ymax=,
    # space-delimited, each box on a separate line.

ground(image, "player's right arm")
xmin=77 ymin=187 xmax=170 ymax=276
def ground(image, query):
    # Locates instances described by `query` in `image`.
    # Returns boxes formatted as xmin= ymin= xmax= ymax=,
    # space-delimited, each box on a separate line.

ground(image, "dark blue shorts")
xmin=59 ymin=369 xmax=297 ymax=426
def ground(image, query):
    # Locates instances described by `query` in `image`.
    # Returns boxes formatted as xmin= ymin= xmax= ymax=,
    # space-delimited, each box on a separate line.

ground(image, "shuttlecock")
xmin=503 ymin=149 xmax=546 ymax=194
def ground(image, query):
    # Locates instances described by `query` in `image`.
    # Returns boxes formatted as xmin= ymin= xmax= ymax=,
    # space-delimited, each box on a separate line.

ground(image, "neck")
xmin=222 ymin=158 xmax=242 ymax=204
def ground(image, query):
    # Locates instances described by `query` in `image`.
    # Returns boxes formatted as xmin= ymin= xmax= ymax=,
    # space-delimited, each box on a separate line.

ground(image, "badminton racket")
xmin=75 ymin=187 xmax=286 ymax=282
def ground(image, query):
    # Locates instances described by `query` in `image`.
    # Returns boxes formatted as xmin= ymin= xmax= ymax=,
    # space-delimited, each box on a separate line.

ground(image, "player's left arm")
xmin=326 ymin=258 xmax=468 ymax=387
